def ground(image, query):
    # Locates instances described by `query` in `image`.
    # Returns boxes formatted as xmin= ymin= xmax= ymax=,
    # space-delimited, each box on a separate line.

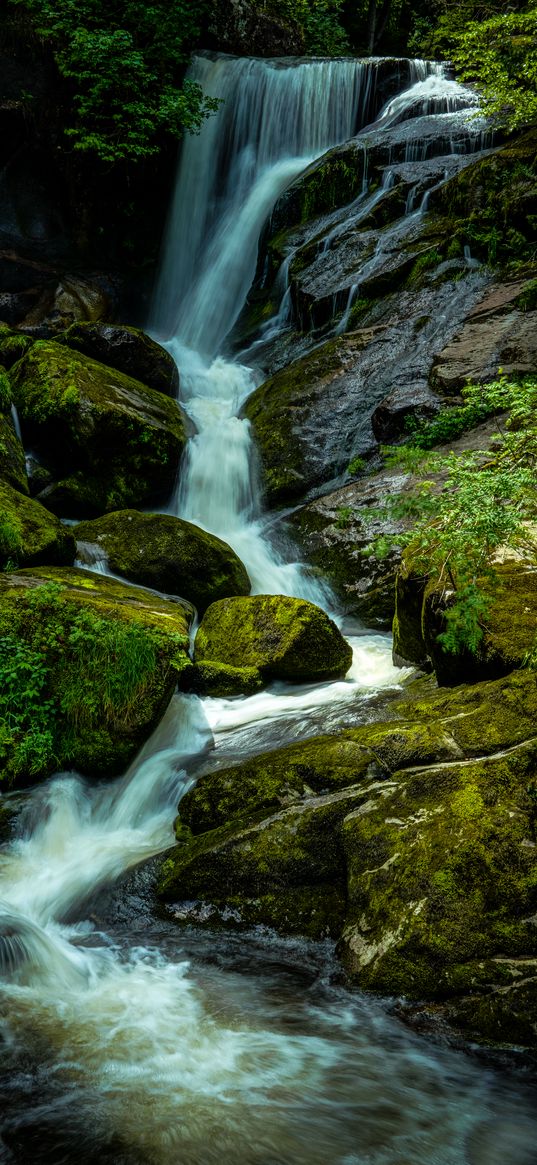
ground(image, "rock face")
xmin=58 ymin=323 xmax=179 ymax=397
xmin=159 ymin=668 xmax=537 ymax=1045
xmin=76 ymin=510 xmax=250 ymax=613
xmin=0 ymin=566 xmax=193 ymax=786
xmin=289 ymin=468 xmax=410 ymax=627
xmin=194 ymin=594 xmax=353 ymax=684
xmin=0 ymin=480 xmax=76 ymax=569
xmin=9 ymin=340 xmax=187 ymax=516
xmin=431 ymin=279 xmax=537 ymax=394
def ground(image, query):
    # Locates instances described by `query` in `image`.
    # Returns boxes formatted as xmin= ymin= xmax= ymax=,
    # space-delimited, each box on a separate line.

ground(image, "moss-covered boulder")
xmin=58 ymin=323 xmax=179 ymax=397
xmin=75 ymin=509 xmax=250 ymax=613
xmin=9 ymin=341 xmax=187 ymax=516
xmin=159 ymin=788 xmax=363 ymax=938
xmin=194 ymin=594 xmax=352 ymax=683
xmin=159 ymin=665 xmax=537 ymax=1043
xmin=340 ymin=740 xmax=537 ymax=1000
xmin=0 ymin=566 xmax=193 ymax=787
xmin=0 ymin=329 xmax=34 ymax=371
xmin=0 ymin=481 xmax=75 ymax=569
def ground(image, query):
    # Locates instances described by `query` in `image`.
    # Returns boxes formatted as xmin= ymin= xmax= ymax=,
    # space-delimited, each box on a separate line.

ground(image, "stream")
xmin=1 ymin=52 xmax=537 ymax=1165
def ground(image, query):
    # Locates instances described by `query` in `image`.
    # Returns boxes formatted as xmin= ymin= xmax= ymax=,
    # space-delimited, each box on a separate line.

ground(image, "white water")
xmin=2 ymin=52 xmax=536 ymax=1165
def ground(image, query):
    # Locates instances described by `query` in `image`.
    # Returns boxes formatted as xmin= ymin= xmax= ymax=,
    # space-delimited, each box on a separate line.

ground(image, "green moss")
xmin=0 ymin=331 xmax=34 ymax=372
xmin=76 ymin=509 xmax=250 ymax=613
xmin=0 ymin=481 xmax=76 ymax=570
xmin=0 ymin=411 xmax=28 ymax=495
xmin=0 ymin=567 xmax=192 ymax=785
xmin=190 ymin=660 xmax=264 ymax=697
xmin=9 ymin=341 xmax=187 ymax=516
xmin=194 ymin=593 xmax=352 ymax=682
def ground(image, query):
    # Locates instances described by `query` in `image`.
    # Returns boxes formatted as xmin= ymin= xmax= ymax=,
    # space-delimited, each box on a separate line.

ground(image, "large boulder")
xmin=0 ymin=566 xmax=193 ymax=786
xmin=76 ymin=509 xmax=250 ymax=613
xmin=58 ymin=323 xmax=179 ymax=397
xmin=9 ymin=340 xmax=187 ymax=516
xmin=194 ymin=594 xmax=353 ymax=683
xmin=0 ymin=480 xmax=75 ymax=569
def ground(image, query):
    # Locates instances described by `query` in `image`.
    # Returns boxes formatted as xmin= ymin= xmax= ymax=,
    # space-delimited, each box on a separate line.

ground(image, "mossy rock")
xmin=0 ymin=330 xmax=34 ymax=371
xmin=158 ymin=785 xmax=372 ymax=938
xmin=179 ymin=734 xmax=378 ymax=835
xmin=76 ymin=509 xmax=250 ymax=613
xmin=395 ymin=552 xmax=537 ymax=684
xmin=424 ymin=563 xmax=537 ymax=685
xmin=179 ymin=721 xmax=462 ymax=837
xmin=0 ymin=481 xmax=75 ymax=569
xmin=394 ymin=667 xmax=537 ymax=758
xmin=194 ymin=594 xmax=352 ymax=683
xmin=9 ymin=340 xmax=188 ymax=517
xmin=0 ymin=566 xmax=193 ymax=786
xmin=340 ymin=740 xmax=537 ymax=999
xmin=243 ymin=336 xmax=367 ymax=507
xmin=189 ymin=660 xmax=264 ymax=697
xmin=0 ymin=410 xmax=28 ymax=495
xmin=58 ymin=323 xmax=179 ymax=397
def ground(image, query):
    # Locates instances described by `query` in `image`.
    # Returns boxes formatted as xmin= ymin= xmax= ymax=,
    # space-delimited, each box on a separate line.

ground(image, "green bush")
xmin=370 ymin=377 xmax=537 ymax=656
xmin=9 ymin=0 xmax=218 ymax=162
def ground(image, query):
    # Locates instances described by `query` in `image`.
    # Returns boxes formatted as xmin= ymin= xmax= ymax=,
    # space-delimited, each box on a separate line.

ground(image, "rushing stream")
xmin=2 ymin=52 xmax=537 ymax=1165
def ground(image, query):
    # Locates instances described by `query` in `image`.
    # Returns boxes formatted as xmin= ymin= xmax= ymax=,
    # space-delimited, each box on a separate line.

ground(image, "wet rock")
xmin=58 ymin=323 xmax=179 ymax=397
xmin=0 ymin=566 xmax=193 ymax=786
xmin=372 ymin=383 xmax=439 ymax=443
xmin=289 ymin=468 xmax=411 ymax=627
xmin=76 ymin=509 xmax=250 ymax=613
xmin=9 ymin=340 xmax=187 ymax=516
xmin=194 ymin=593 xmax=353 ymax=683
xmin=431 ymin=279 xmax=537 ymax=395
xmin=0 ymin=480 xmax=75 ymax=569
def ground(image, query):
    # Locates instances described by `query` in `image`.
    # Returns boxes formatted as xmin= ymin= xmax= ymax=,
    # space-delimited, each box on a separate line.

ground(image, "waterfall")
xmin=3 ymin=55 xmax=532 ymax=1165
xmin=151 ymin=53 xmax=451 ymax=601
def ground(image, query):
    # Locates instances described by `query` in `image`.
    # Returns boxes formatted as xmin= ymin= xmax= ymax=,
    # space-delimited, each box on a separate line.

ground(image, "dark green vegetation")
xmin=8 ymin=0 xmax=217 ymax=163
xmin=0 ymin=571 xmax=192 ymax=786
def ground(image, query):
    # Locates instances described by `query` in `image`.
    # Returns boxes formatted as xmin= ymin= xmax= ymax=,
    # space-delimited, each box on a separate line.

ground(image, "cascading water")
xmin=2 ymin=53 xmax=537 ymax=1165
